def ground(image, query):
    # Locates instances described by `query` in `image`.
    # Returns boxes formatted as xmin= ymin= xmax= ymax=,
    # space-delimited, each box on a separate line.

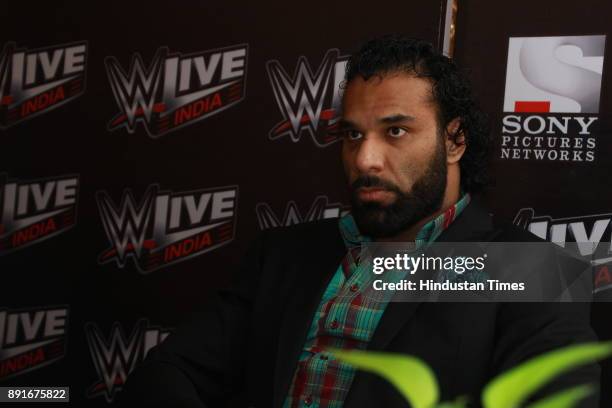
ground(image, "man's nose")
xmin=355 ymin=135 xmax=385 ymax=174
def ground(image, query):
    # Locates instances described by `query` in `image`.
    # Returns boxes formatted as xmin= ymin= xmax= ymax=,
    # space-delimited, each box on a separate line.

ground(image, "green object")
xmin=328 ymin=341 xmax=612 ymax=408
xmin=328 ymin=348 xmax=439 ymax=408
xmin=436 ymin=396 xmax=470 ymax=408
xmin=483 ymin=341 xmax=612 ymax=408
xmin=525 ymin=384 xmax=594 ymax=408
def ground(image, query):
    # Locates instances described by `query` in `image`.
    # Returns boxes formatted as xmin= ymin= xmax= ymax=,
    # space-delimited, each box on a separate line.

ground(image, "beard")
xmin=349 ymin=140 xmax=448 ymax=239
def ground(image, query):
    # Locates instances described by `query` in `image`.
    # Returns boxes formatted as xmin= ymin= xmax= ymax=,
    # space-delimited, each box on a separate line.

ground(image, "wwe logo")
xmin=266 ymin=49 xmax=348 ymax=147
xmin=105 ymin=50 xmax=164 ymax=134
xmin=85 ymin=320 xmax=171 ymax=403
xmin=256 ymin=195 xmax=348 ymax=230
xmin=96 ymin=187 xmax=156 ymax=268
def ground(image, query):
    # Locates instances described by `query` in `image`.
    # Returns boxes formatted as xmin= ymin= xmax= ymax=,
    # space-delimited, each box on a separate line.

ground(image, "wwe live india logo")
xmin=96 ymin=184 xmax=237 ymax=273
xmin=105 ymin=44 xmax=247 ymax=138
xmin=0 ymin=174 xmax=79 ymax=256
xmin=0 ymin=306 xmax=69 ymax=380
xmin=0 ymin=41 xmax=87 ymax=129
xmin=514 ymin=208 xmax=612 ymax=294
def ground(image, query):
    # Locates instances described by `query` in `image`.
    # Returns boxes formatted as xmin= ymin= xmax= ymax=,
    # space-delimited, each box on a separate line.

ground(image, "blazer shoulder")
xmin=490 ymin=216 xmax=547 ymax=243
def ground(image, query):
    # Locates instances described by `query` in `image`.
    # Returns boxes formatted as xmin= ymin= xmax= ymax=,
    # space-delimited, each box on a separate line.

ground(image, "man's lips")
xmin=356 ymin=187 xmax=394 ymax=202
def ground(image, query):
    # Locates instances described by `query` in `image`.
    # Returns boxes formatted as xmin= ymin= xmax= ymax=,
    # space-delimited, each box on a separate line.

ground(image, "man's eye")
xmin=344 ymin=130 xmax=363 ymax=140
xmin=387 ymin=127 xmax=407 ymax=138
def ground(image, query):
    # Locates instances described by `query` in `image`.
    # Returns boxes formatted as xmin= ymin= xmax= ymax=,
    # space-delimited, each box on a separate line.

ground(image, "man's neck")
xmin=374 ymin=186 xmax=461 ymax=243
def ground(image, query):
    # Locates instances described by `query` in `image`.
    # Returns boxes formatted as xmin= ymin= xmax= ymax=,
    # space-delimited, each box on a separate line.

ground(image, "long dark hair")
xmin=344 ymin=35 xmax=491 ymax=193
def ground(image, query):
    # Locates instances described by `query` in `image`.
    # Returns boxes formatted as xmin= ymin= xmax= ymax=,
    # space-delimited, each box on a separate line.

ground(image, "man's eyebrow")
xmin=338 ymin=119 xmax=357 ymax=128
xmin=378 ymin=114 xmax=416 ymax=124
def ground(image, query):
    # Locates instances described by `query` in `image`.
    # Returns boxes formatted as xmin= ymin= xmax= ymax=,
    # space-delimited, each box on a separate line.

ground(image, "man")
xmin=122 ymin=35 xmax=598 ymax=407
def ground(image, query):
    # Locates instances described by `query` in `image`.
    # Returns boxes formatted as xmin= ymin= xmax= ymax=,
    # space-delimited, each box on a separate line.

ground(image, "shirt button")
xmin=330 ymin=320 xmax=339 ymax=329
xmin=350 ymin=284 xmax=359 ymax=292
xmin=304 ymin=395 xmax=313 ymax=406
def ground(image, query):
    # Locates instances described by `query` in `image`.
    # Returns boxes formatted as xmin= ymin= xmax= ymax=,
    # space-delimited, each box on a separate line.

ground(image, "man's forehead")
xmin=339 ymin=112 xmax=416 ymax=130
xmin=341 ymin=73 xmax=435 ymax=115
xmin=345 ymin=72 xmax=432 ymax=93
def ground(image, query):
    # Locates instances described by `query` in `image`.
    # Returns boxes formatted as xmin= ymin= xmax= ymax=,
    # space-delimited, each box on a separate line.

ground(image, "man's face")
xmin=340 ymin=72 xmax=447 ymax=238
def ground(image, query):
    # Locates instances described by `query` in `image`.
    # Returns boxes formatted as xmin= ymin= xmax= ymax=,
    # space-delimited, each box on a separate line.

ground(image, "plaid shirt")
xmin=283 ymin=194 xmax=471 ymax=408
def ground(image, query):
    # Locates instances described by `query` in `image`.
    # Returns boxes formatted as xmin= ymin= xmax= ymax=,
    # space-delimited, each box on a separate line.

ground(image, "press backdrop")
xmin=1 ymin=0 xmax=611 ymax=406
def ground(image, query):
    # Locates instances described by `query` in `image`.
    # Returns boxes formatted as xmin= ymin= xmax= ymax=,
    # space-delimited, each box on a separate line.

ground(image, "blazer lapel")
xmin=273 ymin=220 xmax=346 ymax=408
xmin=369 ymin=199 xmax=494 ymax=350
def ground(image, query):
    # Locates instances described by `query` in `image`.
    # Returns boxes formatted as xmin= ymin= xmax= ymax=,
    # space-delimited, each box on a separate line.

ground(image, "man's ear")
xmin=445 ymin=117 xmax=466 ymax=164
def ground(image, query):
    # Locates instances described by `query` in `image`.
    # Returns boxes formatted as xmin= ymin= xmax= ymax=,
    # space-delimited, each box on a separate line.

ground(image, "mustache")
xmin=350 ymin=175 xmax=401 ymax=193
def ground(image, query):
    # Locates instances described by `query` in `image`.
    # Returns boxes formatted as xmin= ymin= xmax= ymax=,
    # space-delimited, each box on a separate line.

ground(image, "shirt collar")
xmin=339 ymin=193 xmax=471 ymax=249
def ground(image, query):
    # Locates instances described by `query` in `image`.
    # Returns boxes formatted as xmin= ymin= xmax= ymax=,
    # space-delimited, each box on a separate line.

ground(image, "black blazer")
xmin=121 ymin=200 xmax=599 ymax=407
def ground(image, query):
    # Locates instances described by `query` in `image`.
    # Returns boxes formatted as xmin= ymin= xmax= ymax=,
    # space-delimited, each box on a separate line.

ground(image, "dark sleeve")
xmin=492 ymin=301 xmax=600 ymax=407
xmin=118 ymin=232 xmax=268 ymax=408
